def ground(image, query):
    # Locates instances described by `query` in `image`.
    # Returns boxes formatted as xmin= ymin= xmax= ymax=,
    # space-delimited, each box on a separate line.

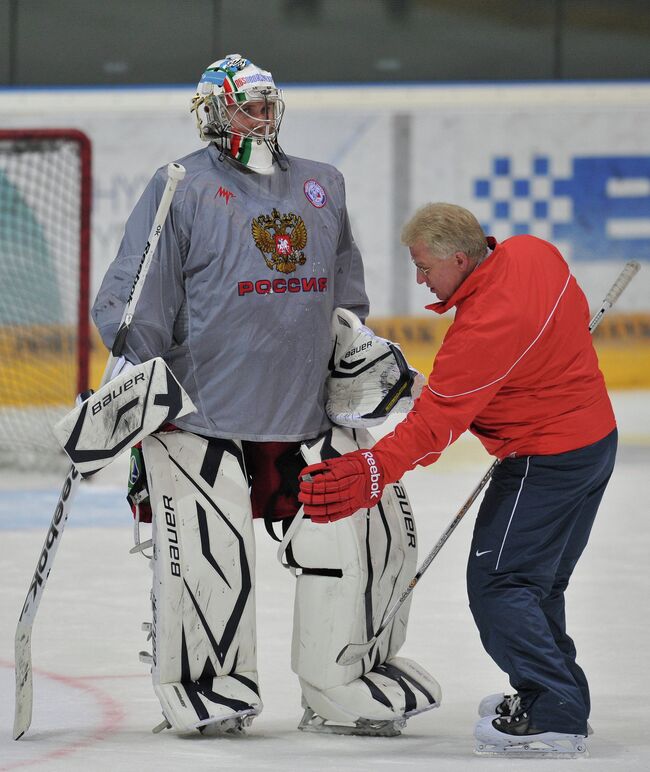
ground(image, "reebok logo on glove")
xmin=361 ymin=450 xmax=382 ymax=499
xmin=298 ymin=447 xmax=387 ymax=523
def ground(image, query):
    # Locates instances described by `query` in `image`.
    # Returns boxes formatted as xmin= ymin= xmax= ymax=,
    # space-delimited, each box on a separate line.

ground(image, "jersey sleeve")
xmin=91 ymin=169 xmax=186 ymax=364
xmin=332 ymin=175 xmax=370 ymax=322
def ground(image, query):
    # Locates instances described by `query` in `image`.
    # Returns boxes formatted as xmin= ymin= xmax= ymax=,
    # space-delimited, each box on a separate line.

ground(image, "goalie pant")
xmin=141 ymin=425 xmax=440 ymax=732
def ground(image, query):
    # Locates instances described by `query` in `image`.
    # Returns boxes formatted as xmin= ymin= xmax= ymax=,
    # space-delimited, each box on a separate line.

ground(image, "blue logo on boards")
xmin=473 ymin=156 xmax=650 ymax=261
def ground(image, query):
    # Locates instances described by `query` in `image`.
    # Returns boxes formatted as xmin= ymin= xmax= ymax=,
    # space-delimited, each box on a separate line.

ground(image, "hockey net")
xmin=0 ymin=129 xmax=91 ymax=471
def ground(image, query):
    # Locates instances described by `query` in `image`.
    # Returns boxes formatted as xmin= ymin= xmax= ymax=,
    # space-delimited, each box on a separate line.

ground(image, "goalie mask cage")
xmin=0 ymin=129 xmax=91 ymax=471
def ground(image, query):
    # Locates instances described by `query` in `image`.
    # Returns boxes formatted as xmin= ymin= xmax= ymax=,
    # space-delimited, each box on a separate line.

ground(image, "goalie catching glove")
xmin=299 ymin=449 xmax=386 ymax=523
xmin=326 ymin=308 xmax=424 ymax=428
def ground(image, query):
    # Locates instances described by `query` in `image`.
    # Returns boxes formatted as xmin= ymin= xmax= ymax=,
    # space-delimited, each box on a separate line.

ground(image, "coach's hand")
xmin=298 ymin=449 xmax=385 ymax=523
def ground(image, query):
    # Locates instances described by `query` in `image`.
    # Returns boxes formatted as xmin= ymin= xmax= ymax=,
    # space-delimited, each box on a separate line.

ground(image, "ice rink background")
xmin=1 ymin=391 xmax=649 ymax=771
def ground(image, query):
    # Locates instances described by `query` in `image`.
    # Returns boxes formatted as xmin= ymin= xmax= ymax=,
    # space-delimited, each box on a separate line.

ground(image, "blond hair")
xmin=401 ymin=203 xmax=487 ymax=261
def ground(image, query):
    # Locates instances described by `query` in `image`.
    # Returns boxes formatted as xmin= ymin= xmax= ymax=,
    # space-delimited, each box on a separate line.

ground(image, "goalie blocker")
xmin=53 ymin=357 xmax=196 ymax=476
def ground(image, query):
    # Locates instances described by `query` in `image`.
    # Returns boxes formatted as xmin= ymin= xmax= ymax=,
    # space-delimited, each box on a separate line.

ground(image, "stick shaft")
xmin=373 ymin=460 xmax=498 ymax=641
xmin=588 ymin=260 xmax=640 ymax=333
xmin=101 ymin=162 xmax=186 ymax=385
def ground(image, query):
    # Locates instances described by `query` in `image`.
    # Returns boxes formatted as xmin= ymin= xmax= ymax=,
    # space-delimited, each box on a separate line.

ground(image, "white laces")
xmin=505 ymin=694 xmax=521 ymax=715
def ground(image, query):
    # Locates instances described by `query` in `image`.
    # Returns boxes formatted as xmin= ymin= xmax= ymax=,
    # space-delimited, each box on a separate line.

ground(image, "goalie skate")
xmin=474 ymin=714 xmax=588 ymax=758
xmin=298 ymin=703 xmax=406 ymax=737
xmin=199 ymin=712 xmax=256 ymax=736
xmin=154 ymin=676 xmax=262 ymax=734
xmin=298 ymin=656 xmax=440 ymax=737
xmin=152 ymin=703 xmax=258 ymax=736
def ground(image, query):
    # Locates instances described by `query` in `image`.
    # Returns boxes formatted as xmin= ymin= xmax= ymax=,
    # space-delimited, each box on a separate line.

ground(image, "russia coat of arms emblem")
xmin=251 ymin=208 xmax=308 ymax=274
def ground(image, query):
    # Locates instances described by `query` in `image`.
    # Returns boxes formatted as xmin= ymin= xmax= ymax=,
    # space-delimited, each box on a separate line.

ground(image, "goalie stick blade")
xmin=336 ymin=640 xmax=376 ymax=667
xmin=13 ymin=621 xmax=33 ymax=740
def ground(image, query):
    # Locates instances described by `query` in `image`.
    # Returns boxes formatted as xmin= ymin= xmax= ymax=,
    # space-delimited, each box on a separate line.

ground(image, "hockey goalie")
xmin=89 ymin=52 xmax=441 ymax=737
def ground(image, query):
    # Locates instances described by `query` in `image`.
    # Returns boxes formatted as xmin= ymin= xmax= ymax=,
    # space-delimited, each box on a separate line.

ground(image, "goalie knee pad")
xmin=288 ymin=427 xmax=440 ymax=728
xmin=142 ymin=430 xmax=262 ymax=732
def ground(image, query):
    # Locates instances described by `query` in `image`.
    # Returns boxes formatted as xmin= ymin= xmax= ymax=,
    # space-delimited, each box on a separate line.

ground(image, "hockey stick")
xmin=13 ymin=162 xmax=186 ymax=741
xmin=336 ymin=259 xmax=641 ymax=667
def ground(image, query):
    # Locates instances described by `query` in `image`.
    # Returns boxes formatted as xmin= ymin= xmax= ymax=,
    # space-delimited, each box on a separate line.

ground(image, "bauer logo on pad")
xmin=53 ymin=357 xmax=196 ymax=477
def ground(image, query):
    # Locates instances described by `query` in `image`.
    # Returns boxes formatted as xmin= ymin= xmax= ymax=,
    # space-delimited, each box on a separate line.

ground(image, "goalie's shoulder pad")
xmin=326 ymin=307 xmax=424 ymax=428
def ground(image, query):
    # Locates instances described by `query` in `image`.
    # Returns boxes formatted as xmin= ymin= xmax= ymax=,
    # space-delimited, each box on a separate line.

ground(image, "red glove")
xmin=298 ymin=449 xmax=385 ymax=523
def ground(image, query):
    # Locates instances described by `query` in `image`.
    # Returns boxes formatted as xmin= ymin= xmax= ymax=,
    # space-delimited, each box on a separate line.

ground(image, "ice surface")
xmin=1 ymin=392 xmax=649 ymax=771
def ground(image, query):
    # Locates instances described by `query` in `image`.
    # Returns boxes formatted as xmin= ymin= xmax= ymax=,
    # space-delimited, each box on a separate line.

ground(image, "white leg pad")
xmin=143 ymin=430 xmax=262 ymax=732
xmin=300 ymin=656 xmax=441 ymax=724
xmin=290 ymin=427 xmax=440 ymax=726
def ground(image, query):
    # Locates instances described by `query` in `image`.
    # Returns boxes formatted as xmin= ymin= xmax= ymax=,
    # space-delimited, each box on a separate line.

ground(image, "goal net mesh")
xmin=0 ymin=130 xmax=90 ymax=472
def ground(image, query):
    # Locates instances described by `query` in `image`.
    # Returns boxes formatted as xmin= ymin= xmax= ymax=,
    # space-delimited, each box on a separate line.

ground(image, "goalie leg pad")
xmin=290 ymin=426 xmax=440 ymax=727
xmin=142 ymin=430 xmax=262 ymax=733
xmin=299 ymin=656 xmax=442 ymax=727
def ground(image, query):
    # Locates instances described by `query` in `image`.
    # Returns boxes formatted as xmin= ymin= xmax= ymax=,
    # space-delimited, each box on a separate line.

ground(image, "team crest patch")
xmin=252 ymin=208 xmax=308 ymax=274
xmin=304 ymin=178 xmax=327 ymax=208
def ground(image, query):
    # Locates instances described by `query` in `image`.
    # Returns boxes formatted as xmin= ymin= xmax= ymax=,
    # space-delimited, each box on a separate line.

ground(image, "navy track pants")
xmin=466 ymin=429 xmax=618 ymax=735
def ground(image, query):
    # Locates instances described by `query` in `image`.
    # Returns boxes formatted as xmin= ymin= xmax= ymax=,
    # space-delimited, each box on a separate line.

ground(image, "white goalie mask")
xmin=190 ymin=54 xmax=286 ymax=173
xmin=326 ymin=308 xmax=425 ymax=428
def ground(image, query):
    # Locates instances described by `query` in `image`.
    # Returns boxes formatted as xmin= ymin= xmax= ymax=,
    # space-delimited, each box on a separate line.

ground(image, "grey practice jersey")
xmin=92 ymin=144 xmax=369 ymax=441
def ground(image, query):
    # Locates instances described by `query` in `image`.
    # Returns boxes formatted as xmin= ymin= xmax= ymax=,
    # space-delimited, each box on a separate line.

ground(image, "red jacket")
xmin=374 ymin=235 xmax=616 ymax=483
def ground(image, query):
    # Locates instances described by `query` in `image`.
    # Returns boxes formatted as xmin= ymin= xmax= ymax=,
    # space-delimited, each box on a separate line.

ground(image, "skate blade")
xmin=195 ymin=709 xmax=258 ymax=736
xmin=475 ymin=738 xmax=588 ymax=758
xmin=298 ymin=708 xmax=405 ymax=737
xmin=299 ymin=720 xmax=404 ymax=737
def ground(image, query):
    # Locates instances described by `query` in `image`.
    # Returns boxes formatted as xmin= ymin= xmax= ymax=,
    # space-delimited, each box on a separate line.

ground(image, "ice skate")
xmin=474 ymin=712 xmax=588 ymax=758
xmin=153 ymin=676 xmax=263 ymax=734
xmin=478 ymin=691 xmax=593 ymax=734
xmin=297 ymin=656 xmax=441 ymax=737
xmin=196 ymin=709 xmax=258 ymax=736
xmin=151 ymin=707 xmax=258 ymax=736
xmin=298 ymin=703 xmax=406 ymax=737
xmin=478 ymin=691 xmax=521 ymax=717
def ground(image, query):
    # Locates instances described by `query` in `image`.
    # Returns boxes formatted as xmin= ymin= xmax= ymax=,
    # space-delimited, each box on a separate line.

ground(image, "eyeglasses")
xmin=413 ymin=263 xmax=431 ymax=277
xmin=412 ymin=251 xmax=457 ymax=276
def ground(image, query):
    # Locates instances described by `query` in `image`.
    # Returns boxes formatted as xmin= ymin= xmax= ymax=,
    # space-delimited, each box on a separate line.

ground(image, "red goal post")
xmin=0 ymin=128 xmax=91 ymax=468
